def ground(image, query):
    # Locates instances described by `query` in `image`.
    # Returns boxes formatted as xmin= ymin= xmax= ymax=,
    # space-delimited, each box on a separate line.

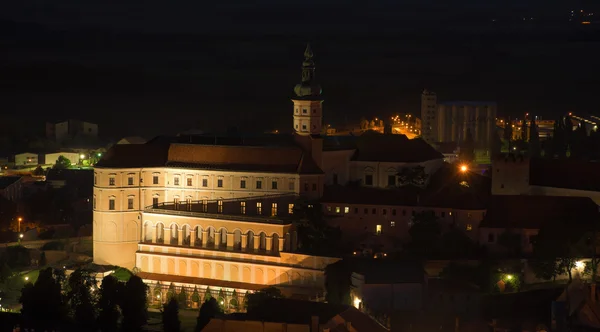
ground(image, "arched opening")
xmin=284 ymin=233 xmax=291 ymax=252
xmin=182 ymin=225 xmax=190 ymax=245
xmin=170 ymin=224 xmax=178 ymax=245
xmin=144 ymin=222 xmax=153 ymax=242
xmin=259 ymin=232 xmax=267 ymax=251
xmin=233 ymin=230 xmax=242 ymax=250
xmin=195 ymin=226 xmax=203 ymax=247
xmin=207 ymin=227 xmax=216 ymax=247
xmin=219 ymin=227 xmax=227 ymax=248
xmin=156 ymin=223 xmax=164 ymax=244
xmin=247 ymin=231 xmax=254 ymax=251
xmin=272 ymin=233 xmax=279 ymax=253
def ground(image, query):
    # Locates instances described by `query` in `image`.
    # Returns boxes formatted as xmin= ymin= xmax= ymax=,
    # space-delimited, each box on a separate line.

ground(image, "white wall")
xmin=45 ymin=152 xmax=80 ymax=166
xmin=15 ymin=153 xmax=38 ymax=166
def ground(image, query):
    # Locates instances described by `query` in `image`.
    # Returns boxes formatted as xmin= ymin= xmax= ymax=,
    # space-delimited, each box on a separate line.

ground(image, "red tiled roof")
xmin=479 ymin=195 xmax=599 ymax=229
xmin=96 ymin=142 xmax=323 ymax=174
xmin=530 ymin=158 xmax=600 ymax=192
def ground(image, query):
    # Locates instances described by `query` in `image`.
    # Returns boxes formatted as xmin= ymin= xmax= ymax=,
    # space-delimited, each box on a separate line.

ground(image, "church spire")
xmin=294 ymin=43 xmax=322 ymax=99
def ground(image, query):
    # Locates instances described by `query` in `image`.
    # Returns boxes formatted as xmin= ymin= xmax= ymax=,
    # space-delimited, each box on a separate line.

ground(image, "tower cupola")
xmin=292 ymin=44 xmax=323 ymax=136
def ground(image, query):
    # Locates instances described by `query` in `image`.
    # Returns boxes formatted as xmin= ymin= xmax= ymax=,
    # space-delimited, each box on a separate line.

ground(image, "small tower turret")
xmin=292 ymin=44 xmax=323 ymax=136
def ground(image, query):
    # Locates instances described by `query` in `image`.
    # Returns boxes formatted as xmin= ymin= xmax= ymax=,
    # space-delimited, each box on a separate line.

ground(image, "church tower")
xmin=292 ymin=44 xmax=323 ymax=136
xmin=292 ymin=44 xmax=324 ymax=171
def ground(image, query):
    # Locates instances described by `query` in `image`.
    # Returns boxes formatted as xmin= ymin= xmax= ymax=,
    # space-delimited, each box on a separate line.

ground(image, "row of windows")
xmin=295 ymin=108 xmax=318 ymax=114
xmin=100 ymin=196 xmax=295 ymax=216
xmin=326 ymin=205 xmax=471 ymax=219
xmin=99 ymin=173 xmax=297 ymax=190
xmin=374 ymin=221 xmax=473 ymax=234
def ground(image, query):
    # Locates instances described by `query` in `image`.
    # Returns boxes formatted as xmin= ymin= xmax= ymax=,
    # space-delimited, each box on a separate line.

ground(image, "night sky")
xmin=1 ymin=0 xmax=600 ymax=141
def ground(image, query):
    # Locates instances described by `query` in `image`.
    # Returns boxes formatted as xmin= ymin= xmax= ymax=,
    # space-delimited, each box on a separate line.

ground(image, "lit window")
xmin=128 ymin=176 xmax=134 ymax=186
xmin=466 ymin=224 xmax=473 ymax=231
xmin=271 ymin=203 xmax=278 ymax=216
xmin=128 ymin=197 xmax=134 ymax=210
xmin=109 ymin=177 xmax=115 ymax=186
xmin=202 ymin=178 xmax=208 ymax=187
xmin=449 ymin=211 xmax=452 ymax=216
xmin=257 ymin=202 xmax=262 ymax=214
xmin=217 ymin=200 xmax=223 ymax=213
xmin=240 ymin=201 xmax=246 ymax=214
xmin=376 ymin=225 xmax=382 ymax=235
xmin=109 ymin=198 xmax=115 ymax=210
xmin=390 ymin=221 xmax=396 ymax=227
xmin=344 ymin=207 xmax=349 ymax=214
xmin=174 ymin=177 xmax=180 ymax=186
xmin=187 ymin=177 xmax=193 ymax=186
xmin=335 ymin=207 xmax=341 ymax=213
xmin=153 ymin=175 xmax=159 ymax=185
xmin=240 ymin=180 xmax=246 ymax=188
xmin=217 ymin=178 xmax=223 ymax=188
xmin=288 ymin=204 xmax=294 ymax=214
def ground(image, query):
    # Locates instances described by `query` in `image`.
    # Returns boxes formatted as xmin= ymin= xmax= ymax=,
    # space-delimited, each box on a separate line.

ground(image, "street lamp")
xmin=17 ymin=217 xmax=22 ymax=233
xmin=460 ymin=165 xmax=468 ymax=173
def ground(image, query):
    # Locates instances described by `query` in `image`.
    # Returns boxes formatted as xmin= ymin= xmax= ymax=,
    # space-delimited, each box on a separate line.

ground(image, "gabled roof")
xmin=352 ymin=133 xmax=443 ymax=163
xmin=479 ymin=195 xmax=600 ymax=229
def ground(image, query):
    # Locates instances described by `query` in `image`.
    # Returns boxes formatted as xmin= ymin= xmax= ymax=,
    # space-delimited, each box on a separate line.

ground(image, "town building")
xmin=14 ymin=152 xmax=38 ymax=167
xmin=478 ymin=195 xmax=599 ymax=254
xmin=92 ymin=45 xmax=452 ymax=304
xmin=420 ymin=90 xmax=497 ymax=151
xmin=0 ymin=176 xmax=23 ymax=201
xmin=492 ymin=156 xmax=600 ymax=204
xmin=46 ymin=119 xmax=98 ymax=143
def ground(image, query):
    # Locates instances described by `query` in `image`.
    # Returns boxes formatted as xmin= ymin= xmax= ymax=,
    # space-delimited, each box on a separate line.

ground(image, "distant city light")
xmin=505 ymin=274 xmax=513 ymax=280
xmin=80 ymin=154 xmax=86 ymax=159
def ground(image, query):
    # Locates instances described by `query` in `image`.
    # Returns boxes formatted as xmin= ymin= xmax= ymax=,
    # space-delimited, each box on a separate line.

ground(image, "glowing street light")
xmin=19 ymin=234 xmax=23 ymax=239
xmin=575 ymin=261 xmax=585 ymax=270
xmin=460 ymin=165 xmax=468 ymax=173
xmin=24 ymin=276 xmax=29 ymax=281
xmin=505 ymin=274 xmax=513 ymax=280
xmin=80 ymin=154 xmax=86 ymax=159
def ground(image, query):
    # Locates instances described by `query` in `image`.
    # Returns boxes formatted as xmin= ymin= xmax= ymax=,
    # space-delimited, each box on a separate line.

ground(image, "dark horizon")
xmin=1 ymin=2 xmax=600 ymax=141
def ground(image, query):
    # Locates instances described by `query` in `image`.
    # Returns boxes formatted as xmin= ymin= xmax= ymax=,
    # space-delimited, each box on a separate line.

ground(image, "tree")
xmin=97 ymin=275 xmax=121 ymax=332
xmin=32 ymin=166 xmax=45 ymax=176
xmin=246 ymin=287 xmax=284 ymax=312
xmin=120 ymin=275 xmax=148 ymax=331
xmin=531 ymin=220 xmax=590 ymax=282
xmin=397 ymin=166 xmax=428 ymax=187
xmin=204 ymin=286 xmax=212 ymax=302
xmin=162 ymin=297 xmax=181 ymax=332
xmin=293 ymin=201 xmax=344 ymax=256
xmin=528 ymin=118 xmax=541 ymax=157
xmin=67 ymin=268 xmax=97 ymax=331
xmin=0 ymin=261 xmax=12 ymax=283
xmin=407 ymin=211 xmax=441 ymax=257
xmin=521 ymin=119 xmax=528 ymax=142
xmin=497 ymin=230 xmax=522 ymax=257
xmin=20 ymin=267 xmax=68 ymax=331
xmin=177 ymin=287 xmax=188 ymax=309
xmin=325 ymin=261 xmax=352 ymax=305
xmin=459 ymin=128 xmax=475 ymax=163
xmin=39 ymin=251 xmax=47 ymax=266
xmin=195 ymin=298 xmax=222 ymax=332
xmin=441 ymin=227 xmax=480 ymax=258
xmin=53 ymin=155 xmax=72 ymax=169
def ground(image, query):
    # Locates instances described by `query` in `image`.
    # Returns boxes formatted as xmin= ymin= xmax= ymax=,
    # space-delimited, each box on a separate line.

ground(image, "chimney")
xmin=592 ymin=283 xmax=597 ymax=303
xmin=311 ymin=316 xmax=319 ymax=332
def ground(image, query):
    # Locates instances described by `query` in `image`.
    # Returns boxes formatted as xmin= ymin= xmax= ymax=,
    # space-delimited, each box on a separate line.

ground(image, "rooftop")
xmin=438 ymin=101 xmax=497 ymax=107
xmin=96 ymin=139 xmax=322 ymax=174
xmin=352 ymin=132 xmax=443 ymax=163
xmin=529 ymin=158 xmax=600 ymax=192
xmin=479 ymin=195 xmax=600 ymax=229
xmin=321 ymin=163 xmax=490 ymax=210
xmin=0 ymin=176 xmax=22 ymax=189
